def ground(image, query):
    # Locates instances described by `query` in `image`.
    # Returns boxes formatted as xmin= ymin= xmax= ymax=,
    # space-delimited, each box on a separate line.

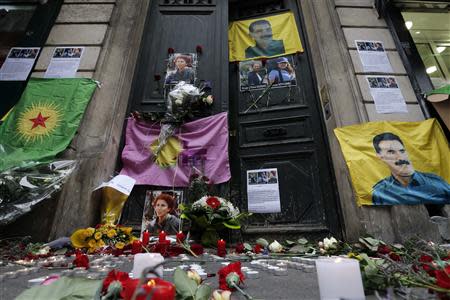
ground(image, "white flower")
xmin=323 ymin=237 xmax=338 ymax=250
xmin=212 ymin=290 xmax=231 ymax=300
xmin=187 ymin=269 xmax=202 ymax=284
xmin=268 ymin=240 xmax=283 ymax=253
xmin=175 ymin=99 xmax=183 ymax=105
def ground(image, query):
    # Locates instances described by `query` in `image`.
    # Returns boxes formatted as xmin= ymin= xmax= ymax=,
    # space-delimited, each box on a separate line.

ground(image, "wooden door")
xmin=228 ymin=0 xmax=342 ymax=237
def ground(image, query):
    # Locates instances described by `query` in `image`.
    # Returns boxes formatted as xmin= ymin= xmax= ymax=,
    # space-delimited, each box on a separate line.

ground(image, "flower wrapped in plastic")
xmin=179 ymin=196 xmax=250 ymax=246
xmin=0 ymin=160 xmax=77 ymax=226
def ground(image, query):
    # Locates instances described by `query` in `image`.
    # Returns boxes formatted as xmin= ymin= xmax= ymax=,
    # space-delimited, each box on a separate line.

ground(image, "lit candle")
xmin=131 ymin=240 xmax=142 ymax=254
xmin=142 ymin=230 xmax=150 ymax=246
xmin=217 ymin=239 xmax=226 ymax=257
xmin=159 ymin=230 xmax=167 ymax=243
xmin=176 ymin=231 xmax=185 ymax=243
xmin=315 ymin=258 xmax=365 ymax=300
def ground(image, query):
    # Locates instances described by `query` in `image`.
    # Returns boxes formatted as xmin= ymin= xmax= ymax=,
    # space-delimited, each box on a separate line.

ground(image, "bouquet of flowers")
xmin=180 ymin=196 xmax=250 ymax=246
xmin=70 ymin=224 xmax=137 ymax=253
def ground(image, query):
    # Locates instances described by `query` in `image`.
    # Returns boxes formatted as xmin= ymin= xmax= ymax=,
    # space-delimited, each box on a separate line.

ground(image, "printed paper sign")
xmin=247 ymin=168 xmax=281 ymax=213
xmin=367 ymin=76 xmax=407 ymax=113
xmin=355 ymin=40 xmax=393 ymax=73
xmin=45 ymin=47 xmax=84 ymax=78
xmin=0 ymin=47 xmax=40 ymax=81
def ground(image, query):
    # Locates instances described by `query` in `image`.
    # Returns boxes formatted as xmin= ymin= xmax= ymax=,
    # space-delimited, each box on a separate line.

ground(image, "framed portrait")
xmin=140 ymin=190 xmax=183 ymax=237
xmin=164 ymin=53 xmax=197 ymax=86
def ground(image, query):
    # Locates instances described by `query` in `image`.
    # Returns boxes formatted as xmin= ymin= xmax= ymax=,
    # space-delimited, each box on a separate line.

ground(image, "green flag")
xmin=0 ymin=78 xmax=97 ymax=172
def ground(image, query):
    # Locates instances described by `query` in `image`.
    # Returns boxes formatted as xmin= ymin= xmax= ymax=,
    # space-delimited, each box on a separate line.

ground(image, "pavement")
xmin=1 ymin=253 xmax=322 ymax=300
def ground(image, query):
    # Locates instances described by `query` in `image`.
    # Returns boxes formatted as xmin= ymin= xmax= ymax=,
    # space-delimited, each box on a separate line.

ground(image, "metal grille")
xmin=159 ymin=0 xmax=216 ymax=5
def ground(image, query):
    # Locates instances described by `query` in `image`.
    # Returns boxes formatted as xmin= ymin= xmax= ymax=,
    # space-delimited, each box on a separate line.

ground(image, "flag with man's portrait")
xmin=334 ymin=119 xmax=450 ymax=206
xmin=229 ymin=11 xmax=303 ymax=62
xmin=120 ymin=112 xmax=231 ymax=187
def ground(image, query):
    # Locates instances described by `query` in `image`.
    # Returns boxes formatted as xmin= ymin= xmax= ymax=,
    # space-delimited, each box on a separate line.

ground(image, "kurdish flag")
xmin=0 ymin=78 xmax=97 ymax=172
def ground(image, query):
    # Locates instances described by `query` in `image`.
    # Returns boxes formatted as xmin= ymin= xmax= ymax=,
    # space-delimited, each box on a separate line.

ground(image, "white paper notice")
xmin=0 ymin=47 xmax=40 ymax=81
xmin=247 ymin=168 xmax=281 ymax=213
xmin=94 ymin=175 xmax=136 ymax=196
xmin=367 ymin=76 xmax=408 ymax=114
xmin=45 ymin=47 xmax=84 ymax=78
xmin=355 ymin=40 xmax=393 ymax=73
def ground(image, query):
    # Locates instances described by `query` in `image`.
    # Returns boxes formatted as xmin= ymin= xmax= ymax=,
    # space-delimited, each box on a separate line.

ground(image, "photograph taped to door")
xmin=141 ymin=190 xmax=183 ymax=237
xmin=239 ymin=56 xmax=296 ymax=92
xmin=164 ymin=53 xmax=197 ymax=86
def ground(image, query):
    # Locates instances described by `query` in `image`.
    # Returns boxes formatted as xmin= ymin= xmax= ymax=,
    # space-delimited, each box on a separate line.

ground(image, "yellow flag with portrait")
xmin=229 ymin=11 xmax=304 ymax=62
xmin=334 ymin=119 xmax=450 ymax=206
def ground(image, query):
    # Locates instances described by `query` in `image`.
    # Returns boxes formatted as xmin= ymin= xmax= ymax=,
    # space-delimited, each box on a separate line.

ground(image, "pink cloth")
xmin=120 ymin=112 xmax=231 ymax=187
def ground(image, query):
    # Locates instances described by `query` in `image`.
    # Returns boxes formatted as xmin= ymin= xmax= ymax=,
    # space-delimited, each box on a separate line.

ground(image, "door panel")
xmin=229 ymin=0 xmax=341 ymax=236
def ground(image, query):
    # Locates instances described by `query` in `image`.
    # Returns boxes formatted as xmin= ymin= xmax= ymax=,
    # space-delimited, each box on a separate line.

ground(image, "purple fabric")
xmin=120 ymin=112 xmax=231 ymax=187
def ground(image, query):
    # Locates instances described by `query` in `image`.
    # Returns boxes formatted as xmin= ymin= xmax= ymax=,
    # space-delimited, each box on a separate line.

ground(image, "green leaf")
xmin=256 ymin=238 xmax=269 ymax=247
xmin=201 ymin=229 xmax=219 ymax=247
xmin=194 ymin=284 xmax=212 ymax=300
xmin=173 ymin=268 xmax=197 ymax=299
xmin=223 ymin=221 xmax=240 ymax=229
xmin=297 ymin=238 xmax=308 ymax=245
xmin=180 ymin=213 xmax=190 ymax=220
xmin=243 ymin=243 xmax=252 ymax=251
xmin=288 ymin=245 xmax=308 ymax=253
xmin=285 ymin=240 xmax=296 ymax=246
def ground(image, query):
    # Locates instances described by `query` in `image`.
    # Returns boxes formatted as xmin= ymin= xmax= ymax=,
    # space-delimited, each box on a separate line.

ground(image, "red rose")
xmin=218 ymin=262 xmax=245 ymax=291
xmin=235 ymin=243 xmax=245 ymax=254
xmin=253 ymin=244 xmax=262 ymax=254
xmin=73 ymin=253 xmax=89 ymax=269
xmin=377 ymin=245 xmax=392 ymax=255
xmin=102 ymin=270 xmax=130 ymax=294
xmin=206 ymin=197 xmax=221 ymax=210
xmin=167 ymin=48 xmax=175 ymax=54
xmin=418 ymin=255 xmax=436 ymax=276
xmin=196 ymin=45 xmax=203 ymax=54
xmin=435 ymin=266 xmax=450 ymax=290
xmin=190 ymin=244 xmax=204 ymax=256
xmin=389 ymin=252 xmax=401 ymax=261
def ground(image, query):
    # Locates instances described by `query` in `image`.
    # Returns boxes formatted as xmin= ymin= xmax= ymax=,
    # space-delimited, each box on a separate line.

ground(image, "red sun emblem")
xmin=29 ymin=112 xmax=49 ymax=129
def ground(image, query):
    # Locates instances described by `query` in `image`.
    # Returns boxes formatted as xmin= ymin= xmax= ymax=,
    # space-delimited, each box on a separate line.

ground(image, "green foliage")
xmin=173 ymin=268 xmax=212 ymax=300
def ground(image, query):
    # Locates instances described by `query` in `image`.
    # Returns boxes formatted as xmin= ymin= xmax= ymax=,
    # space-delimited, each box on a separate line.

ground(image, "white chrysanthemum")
xmin=191 ymin=196 xmax=240 ymax=217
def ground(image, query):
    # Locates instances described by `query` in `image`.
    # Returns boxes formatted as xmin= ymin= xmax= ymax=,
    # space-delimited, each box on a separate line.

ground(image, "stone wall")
xmin=300 ymin=0 xmax=440 ymax=242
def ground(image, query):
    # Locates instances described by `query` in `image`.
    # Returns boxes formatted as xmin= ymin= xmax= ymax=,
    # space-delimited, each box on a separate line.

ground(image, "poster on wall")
xmin=247 ymin=168 xmax=281 ymax=213
xmin=45 ymin=47 xmax=84 ymax=78
xmin=164 ymin=53 xmax=197 ymax=86
xmin=141 ymin=190 xmax=183 ymax=237
xmin=334 ymin=119 xmax=450 ymax=206
xmin=355 ymin=40 xmax=393 ymax=73
xmin=367 ymin=76 xmax=407 ymax=113
xmin=229 ymin=11 xmax=303 ymax=62
xmin=239 ymin=56 xmax=296 ymax=91
xmin=0 ymin=47 xmax=40 ymax=81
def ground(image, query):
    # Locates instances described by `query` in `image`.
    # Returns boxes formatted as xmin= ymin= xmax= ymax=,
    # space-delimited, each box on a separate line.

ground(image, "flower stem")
xmin=232 ymin=283 xmax=254 ymax=300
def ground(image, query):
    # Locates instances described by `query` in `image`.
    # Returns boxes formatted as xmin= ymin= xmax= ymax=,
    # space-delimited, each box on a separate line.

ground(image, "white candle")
xmin=245 ymin=270 xmax=260 ymax=279
xmin=132 ymin=253 xmax=164 ymax=279
xmin=315 ymin=258 xmax=365 ymax=300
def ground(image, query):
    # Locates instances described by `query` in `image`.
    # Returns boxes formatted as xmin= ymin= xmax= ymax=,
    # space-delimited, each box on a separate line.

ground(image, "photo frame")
xmin=164 ymin=53 xmax=197 ymax=86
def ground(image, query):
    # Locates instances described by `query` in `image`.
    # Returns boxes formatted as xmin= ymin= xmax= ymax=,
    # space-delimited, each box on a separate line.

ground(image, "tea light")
xmin=74 ymin=269 xmax=88 ymax=277
xmin=197 ymin=271 xmax=208 ymax=280
xmin=303 ymin=265 xmax=315 ymax=273
xmin=220 ymin=262 xmax=230 ymax=266
xmin=18 ymin=268 xmax=31 ymax=276
xmin=245 ymin=270 xmax=260 ymax=279
xmin=274 ymin=267 xmax=288 ymax=276
xmin=61 ymin=269 xmax=74 ymax=277
xmin=4 ymin=271 xmax=18 ymax=279
xmin=177 ymin=264 xmax=188 ymax=270
xmin=132 ymin=253 xmax=164 ymax=279
xmin=299 ymin=257 xmax=316 ymax=265
xmin=315 ymin=258 xmax=365 ymax=300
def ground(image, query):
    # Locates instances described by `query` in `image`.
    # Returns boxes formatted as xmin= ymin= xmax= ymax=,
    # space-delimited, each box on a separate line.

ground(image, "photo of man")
xmin=245 ymin=19 xmax=285 ymax=59
xmin=371 ymin=132 xmax=450 ymax=205
xmin=247 ymin=61 xmax=265 ymax=86
xmin=267 ymin=57 xmax=295 ymax=84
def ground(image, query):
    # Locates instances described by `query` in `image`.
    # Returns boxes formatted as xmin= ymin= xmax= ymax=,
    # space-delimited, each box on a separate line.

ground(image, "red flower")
xmin=418 ymin=255 xmax=436 ymax=276
xmin=206 ymin=197 xmax=221 ymax=209
xmin=377 ymin=244 xmax=392 ymax=255
xmin=235 ymin=243 xmax=245 ymax=254
xmin=154 ymin=74 xmax=161 ymax=81
xmin=196 ymin=45 xmax=203 ymax=54
xmin=167 ymin=245 xmax=185 ymax=257
xmin=102 ymin=270 xmax=130 ymax=294
xmin=167 ymin=48 xmax=175 ymax=54
xmin=190 ymin=244 xmax=204 ymax=256
xmin=435 ymin=266 xmax=450 ymax=290
xmin=389 ymin=252 xmax=401 ymax=261
xmin=253 ymin=244 xmax=262 ymax=254
xmin=73 ymin=253 xmax=89 ymax=269
xmin=218 ymin=262 xmax=245 ymax=291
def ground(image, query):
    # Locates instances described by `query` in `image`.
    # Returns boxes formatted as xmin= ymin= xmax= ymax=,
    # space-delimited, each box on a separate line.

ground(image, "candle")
xmin=132 ymin=253 xmax=164 ymax=279
xmin=315 ymin=258 xmax=365 ymax=300
xmin=176 ymin=231 xmax=185 ymax=243
xmin=142 ymin=230 xmax=150 ymax=246
xmin=217 ymin=239 xmax=226 ymax=257
xmin=159 ymin=230 xmax=167 ymax=243
xmin=132 ymin=240 xmax=142 ymax=254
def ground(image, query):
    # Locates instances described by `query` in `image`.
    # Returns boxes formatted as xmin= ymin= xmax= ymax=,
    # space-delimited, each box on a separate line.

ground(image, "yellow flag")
xmin=229 ymin=11 xmax=304 ymax=62
xmin=334 ymin=119 xmax=450 ymax=206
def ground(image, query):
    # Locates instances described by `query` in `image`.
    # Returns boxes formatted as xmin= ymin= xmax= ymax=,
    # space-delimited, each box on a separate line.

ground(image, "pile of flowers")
xmin=70 ymin=224 xmax=137 ymax=253
xmin=180 ymin=196 xmax=250 ymax=246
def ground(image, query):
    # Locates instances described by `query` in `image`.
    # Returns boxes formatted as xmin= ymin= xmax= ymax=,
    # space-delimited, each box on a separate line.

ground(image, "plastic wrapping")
xmin=0 ymin=160 xmax=77 ymax=225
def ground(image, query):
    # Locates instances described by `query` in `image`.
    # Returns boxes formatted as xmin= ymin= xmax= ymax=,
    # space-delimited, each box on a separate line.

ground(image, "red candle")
xmin=142 ymin=230 xmax=150 ymax=246
xmin=131 ymin=240 xmax=142 ymax=254
xmin=176 ymin=231 xmax=185 ymax=243
xmin=159 ymin=230 xmax=167 ymax=243
xmin=217 ymin=239 xmax=226 ymax=257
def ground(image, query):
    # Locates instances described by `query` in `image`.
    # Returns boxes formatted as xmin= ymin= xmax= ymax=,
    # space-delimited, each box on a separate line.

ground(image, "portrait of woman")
xmin=165 ymin=54 xmax=195 ymax=85
xmin=144 ymin=192 xmax=181 ymax=235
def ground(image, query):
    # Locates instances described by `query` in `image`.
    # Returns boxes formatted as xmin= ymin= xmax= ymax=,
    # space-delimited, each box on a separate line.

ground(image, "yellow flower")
xmin=88 ymin=239 xmax=97 ymax=248
xmin=115 ymin=242 xmax=125 ymax=249
xmin=107 ymin=229 xmax=117 ymax=238
xmin=97 ymin=239 xmax=106 ymax=248
xmin=85 ymin=227 xmax=95 ymax=236
xmin=70 ymin=229 xmax=90 ymax=248
xmin=94 ymin=232 xmax=102 ymax=240
xmin=122 ymin=227 xmax=133 ymax=235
